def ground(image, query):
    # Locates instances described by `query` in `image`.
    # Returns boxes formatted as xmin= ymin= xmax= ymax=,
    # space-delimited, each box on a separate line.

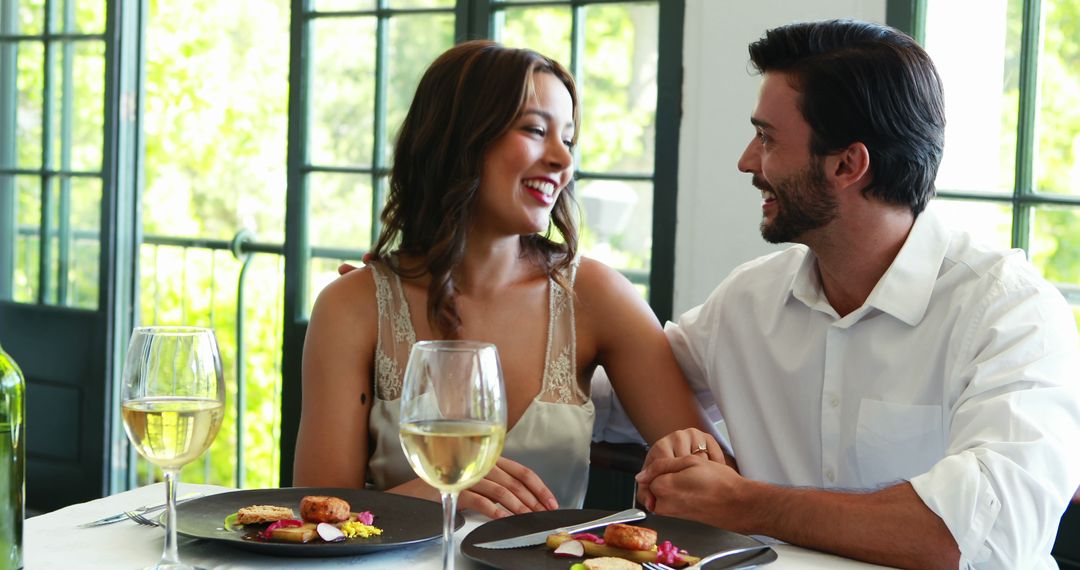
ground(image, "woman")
xmin=293 ymin=40 xmax=720 ymax=518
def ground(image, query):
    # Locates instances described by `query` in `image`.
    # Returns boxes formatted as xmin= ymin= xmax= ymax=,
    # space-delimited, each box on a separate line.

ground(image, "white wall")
xmin=673 ymin=0 xmax=887 ymax=316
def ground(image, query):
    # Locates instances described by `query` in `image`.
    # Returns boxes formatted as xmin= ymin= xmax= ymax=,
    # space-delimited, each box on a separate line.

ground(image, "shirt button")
xmin=825 ymin=469 xmax=835 ymax=482
xmin=830 ymin=396 xmax=840 ymax=408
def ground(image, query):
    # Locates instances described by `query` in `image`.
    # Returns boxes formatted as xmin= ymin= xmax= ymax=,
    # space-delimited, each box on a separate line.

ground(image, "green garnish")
xmin=223 ymin=512 xmax=241 ymax=531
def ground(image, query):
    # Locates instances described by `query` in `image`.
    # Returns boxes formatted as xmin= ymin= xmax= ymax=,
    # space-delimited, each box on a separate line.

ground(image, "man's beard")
xmin=755 ymin=157 xmax=838 ymax=244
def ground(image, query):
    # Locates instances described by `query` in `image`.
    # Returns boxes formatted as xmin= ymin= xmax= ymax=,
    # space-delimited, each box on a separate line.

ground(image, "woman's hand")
xmin=459 ymin=457 xmax=560 ymax=518
xmin=644 ymin=428 xmax=725 ymax=463
xmin=388 ymin=457 xmax=559 ymax=519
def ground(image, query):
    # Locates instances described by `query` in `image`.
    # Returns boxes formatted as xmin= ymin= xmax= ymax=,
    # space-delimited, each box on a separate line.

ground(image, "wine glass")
xmin=121 ymin=326 xmax=226 ymax=570
xmin=399 ymin=341 xmax=507 ymax=570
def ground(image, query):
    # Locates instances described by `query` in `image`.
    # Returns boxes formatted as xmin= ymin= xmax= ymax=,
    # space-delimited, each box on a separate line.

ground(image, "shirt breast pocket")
xmin=855 ymin=399 xmax=945 ymax=487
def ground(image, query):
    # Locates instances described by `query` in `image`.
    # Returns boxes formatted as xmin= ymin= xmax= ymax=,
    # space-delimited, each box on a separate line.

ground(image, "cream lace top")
xmin=365 ymin=260 xmax=595 ymax=508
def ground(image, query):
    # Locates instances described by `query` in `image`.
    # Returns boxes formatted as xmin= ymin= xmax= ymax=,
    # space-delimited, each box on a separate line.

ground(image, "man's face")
xmin=737 ymin=72 xmax=838 ymax=244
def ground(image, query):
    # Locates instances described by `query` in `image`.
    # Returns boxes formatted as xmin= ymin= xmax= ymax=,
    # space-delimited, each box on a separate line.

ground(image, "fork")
xmin=643 ymin=543 xmax=772 ymax=570
xmin=125 ymin=510 xmax=161 ymax=527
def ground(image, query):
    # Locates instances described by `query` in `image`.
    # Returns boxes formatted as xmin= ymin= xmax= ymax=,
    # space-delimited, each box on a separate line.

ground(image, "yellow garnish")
xmin=340 ymin=520 xmax=383 ymax=538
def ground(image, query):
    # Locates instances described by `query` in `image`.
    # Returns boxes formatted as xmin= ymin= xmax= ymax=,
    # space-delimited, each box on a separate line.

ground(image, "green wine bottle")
xmin=0 ymin=344 xmax=24 ymax=570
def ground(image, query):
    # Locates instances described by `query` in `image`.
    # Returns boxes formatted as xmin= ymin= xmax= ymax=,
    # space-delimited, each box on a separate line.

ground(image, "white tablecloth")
xmin=27 ymin=483 xmax=892 ymax=569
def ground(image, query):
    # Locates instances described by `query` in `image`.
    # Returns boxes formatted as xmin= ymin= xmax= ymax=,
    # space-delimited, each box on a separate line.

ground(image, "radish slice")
xmin=553 ymin=540 xmax=585 ymax=558
xmin=317 ymin=522 xmax=346 ymax=542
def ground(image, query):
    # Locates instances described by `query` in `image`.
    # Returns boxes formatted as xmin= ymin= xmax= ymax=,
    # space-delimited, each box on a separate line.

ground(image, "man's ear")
xmin=827 ymin=142 xmax=871 ymax=189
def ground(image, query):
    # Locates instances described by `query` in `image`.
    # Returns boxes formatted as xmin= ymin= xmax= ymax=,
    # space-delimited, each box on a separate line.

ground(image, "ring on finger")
xmin=692 ymin=442 xmax=708 ymax=454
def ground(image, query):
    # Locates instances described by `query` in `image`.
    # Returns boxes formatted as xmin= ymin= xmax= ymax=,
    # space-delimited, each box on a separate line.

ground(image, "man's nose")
xmin=737 ymin=138 xmax=759 ymax=173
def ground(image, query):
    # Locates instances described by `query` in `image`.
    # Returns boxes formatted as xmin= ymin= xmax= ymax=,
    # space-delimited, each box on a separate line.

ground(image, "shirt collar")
xmin=789 ymin=204 xmax=951 ymax=326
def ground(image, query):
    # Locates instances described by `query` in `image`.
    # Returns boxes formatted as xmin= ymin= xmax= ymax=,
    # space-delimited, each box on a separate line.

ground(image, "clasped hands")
xmin=454 ymin=428 xmax=745 ymax=528
xmin=635 ymin=428 xmax=749 ymax=532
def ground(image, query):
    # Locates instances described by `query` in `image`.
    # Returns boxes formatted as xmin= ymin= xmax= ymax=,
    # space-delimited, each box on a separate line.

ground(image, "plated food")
xmin=547 ymin=523 xmax=700 ymax=569
xmin=462 ymin=509 xmax=776 ymax=570
xmin=225 ymin=494 xmax=381 ymax=544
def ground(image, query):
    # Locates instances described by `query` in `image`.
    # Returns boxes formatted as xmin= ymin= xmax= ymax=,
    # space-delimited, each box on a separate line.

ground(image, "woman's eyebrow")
xmin=520 ymin=109 xmax=575 ymax=131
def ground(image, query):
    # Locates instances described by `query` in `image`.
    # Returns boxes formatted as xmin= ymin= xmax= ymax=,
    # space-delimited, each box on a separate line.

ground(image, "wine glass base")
xmin=144 ymin=564 xmax=208 ymax=570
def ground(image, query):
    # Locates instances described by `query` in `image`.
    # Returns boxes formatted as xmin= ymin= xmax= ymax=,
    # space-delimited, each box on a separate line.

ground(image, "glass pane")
xmin=1031 ymin=205 xmax=1080 ymax=286
xmin=309 ymin=171 xmax=374 ymax=251
xmin=932 ymin=198 xmax=1013 ymax=250
xmin=1034 ymin=0 xmax=1080 ymax=196
xmin=924 ymin=0 xmax=1019 ymax=192
xmin=67 ymin=175 xmax=99 ymax=309
xmin=17 ymin=41 xmax=43 ymax=169
xmin=310 ymin=17 xmax=376 ymax=168
xmin=312 ymin=0 xmax=375 ymax=10
xmin=55 ymin=40 xmax=105 ymax=172
xmin=68 ymin=0 xmax=106 ymax=34
xmin=68 ymin=41 xmax=104 ymax=171
xmin=389 ymin=0 xmax=453 ymax=7
xmin=13 ymin=175 xmax=40 ymax=303
xmin=578 ymin=178 xmax=652 ymax=272
xmin=579 ymin=3 xmax=656 ymax=174
xmin=497 ymin=7 xmax=571 ymax=69
xmin=143 ymin=0 xmax=290 ymax=243
xmin=385 ymin=13 xmax=454 ymax=166
xmin=15 ymin=0 xmax=45 ymax=35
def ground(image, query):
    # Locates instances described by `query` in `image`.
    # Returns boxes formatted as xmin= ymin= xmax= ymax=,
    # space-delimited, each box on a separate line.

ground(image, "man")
xmin=636 ymin=19 xmax=1080 ymax=569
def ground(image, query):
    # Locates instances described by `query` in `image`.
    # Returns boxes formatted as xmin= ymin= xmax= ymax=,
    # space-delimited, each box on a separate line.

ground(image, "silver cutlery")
xmin=124 ymin=510 xmax=161 ymax=527
xmin=643 ymin=543 xmax=772 ymax=569
xmin=472 ymin=508 xmax=646 ymax=549
xmin=78 ymin=492 xmax=205 ymax=528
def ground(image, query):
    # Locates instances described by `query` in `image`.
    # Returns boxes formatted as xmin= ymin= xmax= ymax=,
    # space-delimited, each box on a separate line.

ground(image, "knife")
xmin=473 ymin=508 xmax=646 ymax=549
xmin=78 ymin=492 xmax=205 ymax=528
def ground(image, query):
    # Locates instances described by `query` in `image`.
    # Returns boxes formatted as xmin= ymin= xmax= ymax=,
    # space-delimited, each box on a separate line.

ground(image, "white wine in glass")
xmin=121 ymin=327 xmax=225 ymax=570
xmin=399 ymin=341 xmax=507 ymax=570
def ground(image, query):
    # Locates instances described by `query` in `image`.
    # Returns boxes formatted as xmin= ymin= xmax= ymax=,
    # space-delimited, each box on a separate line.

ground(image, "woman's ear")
xmin=828 ymin=142 xmax=871 ymax=189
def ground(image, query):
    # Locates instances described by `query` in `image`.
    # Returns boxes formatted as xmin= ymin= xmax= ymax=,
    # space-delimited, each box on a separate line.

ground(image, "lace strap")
xmin=370 ymin=262 xmax=416 ymax=400
xmin=540 ymin=259 xmax=583 ymax=404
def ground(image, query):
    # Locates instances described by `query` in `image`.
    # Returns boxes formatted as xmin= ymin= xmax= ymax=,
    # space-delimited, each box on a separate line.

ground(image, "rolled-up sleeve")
xmin=910 ymin=274 xmax=1080 ymax=569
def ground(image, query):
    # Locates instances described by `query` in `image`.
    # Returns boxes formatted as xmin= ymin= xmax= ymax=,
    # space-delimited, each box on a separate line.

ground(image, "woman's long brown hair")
xmin=371 ymin=40 xmax=581 ymax=338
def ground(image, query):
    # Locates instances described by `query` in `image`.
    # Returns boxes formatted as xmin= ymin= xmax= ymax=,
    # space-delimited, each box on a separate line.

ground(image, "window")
xmin=0 ymin=0 xmax=106 ymax=309
xmin=298 ymin=0 xmax=679 ymax=320
xmin=0 ymin=0 xmax=683 ymax=492
xmin=905 ymin=0 xmax=1080 ymax=328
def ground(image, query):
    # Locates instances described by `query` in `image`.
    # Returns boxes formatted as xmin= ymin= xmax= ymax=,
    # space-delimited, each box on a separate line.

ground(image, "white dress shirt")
xmin=665 ymin=205 xmax=1080 ymax=569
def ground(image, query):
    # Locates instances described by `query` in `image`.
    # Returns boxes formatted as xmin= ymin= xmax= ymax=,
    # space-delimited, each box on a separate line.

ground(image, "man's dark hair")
xmin=748 ymin=19 xmax=945 ymax=215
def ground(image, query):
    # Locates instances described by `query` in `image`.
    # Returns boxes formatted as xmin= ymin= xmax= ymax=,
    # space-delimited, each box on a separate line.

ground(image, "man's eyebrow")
xmin=750 ymin=117 xmax=774 ymax=130
xmin=522 ymin=109 xmax=575 ymax=131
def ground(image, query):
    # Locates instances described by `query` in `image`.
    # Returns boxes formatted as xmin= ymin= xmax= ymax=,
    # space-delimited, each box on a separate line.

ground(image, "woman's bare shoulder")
xmin=310 ymin=265 xmax=379 ymax=324
xmin=573 ymin=257 xmax=637 ymax=299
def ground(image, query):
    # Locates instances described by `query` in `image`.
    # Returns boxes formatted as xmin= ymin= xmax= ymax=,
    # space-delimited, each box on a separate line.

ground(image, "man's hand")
xmin=636 ymin=428 xmax=728 ymax=511
xmin=636 ymin=454 xmax=745 ymax=530
xmin=338 ymin=254 xmax=371 ymax=276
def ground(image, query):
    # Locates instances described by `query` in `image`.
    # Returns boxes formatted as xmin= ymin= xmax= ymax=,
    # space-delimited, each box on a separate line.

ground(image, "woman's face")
xmin=474 ymin=71 xmax=575 ymax=238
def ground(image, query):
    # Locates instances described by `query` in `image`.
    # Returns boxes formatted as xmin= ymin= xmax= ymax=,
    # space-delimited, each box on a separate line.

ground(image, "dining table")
xmin=27 ymin=482 xmax=895 ymax=569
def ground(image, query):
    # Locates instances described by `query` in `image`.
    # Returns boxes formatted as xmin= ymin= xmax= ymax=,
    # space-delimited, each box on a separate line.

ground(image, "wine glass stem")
xmin=160 ymin=469 xmax=182 ymax=567
xmin=440 ymin=491 xmax=459 ymax=570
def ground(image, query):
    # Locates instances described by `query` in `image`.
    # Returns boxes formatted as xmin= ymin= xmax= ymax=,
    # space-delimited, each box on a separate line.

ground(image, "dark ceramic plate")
xmin=173 ymin=487 xmax=464 ymax=558
xmin=462 ymin=509 xmax=777 ymax=569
